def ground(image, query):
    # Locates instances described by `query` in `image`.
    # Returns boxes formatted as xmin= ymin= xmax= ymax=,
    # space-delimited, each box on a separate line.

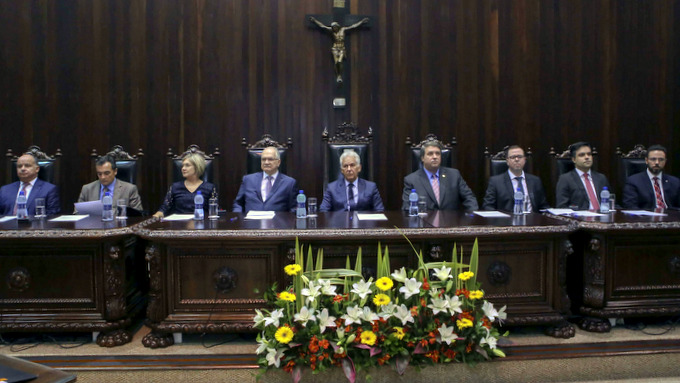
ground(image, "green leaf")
xmin=469 ymin=238 xmax=479 ymax=287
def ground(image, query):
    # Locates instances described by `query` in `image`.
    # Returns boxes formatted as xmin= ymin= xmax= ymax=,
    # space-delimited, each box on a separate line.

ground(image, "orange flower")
xmin=283 ymin=360 xmax=296 ymax=372
xmin=443 ymin=349 xmax=457 ymax=360
xmin=419 ymin=339 xmax=429 ymax=348
xmin=333 ymin=295 xmax=344 ymax=303
xmin=422 ymin=278 xmax=430 ymax=291
xmin=425 ymin=350 xmax=440 ymax=362
xmin=466 ymin=342 xmax=473 ymax=353
xmin=456 ymin=288 xmax=470 ymax=298
xmin=420 ymin=298 xmax=427 ymax=307
xmin=319 ymin=339 xmax=330 ymax=349
xmin=410 ymin=306 xmax=419 ymax=317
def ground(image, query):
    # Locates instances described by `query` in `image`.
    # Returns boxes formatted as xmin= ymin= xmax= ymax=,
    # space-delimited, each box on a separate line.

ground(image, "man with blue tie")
xmin=76 ymin=155 xmax=143 ymax=214
xmin=622 ymin=144 xmax=680 ymax=210
xmin=320 ymin=150 xmax=384 ymax=212
xmin=232 ymin=146 xmax=298 ymax=213
xmin=0 ymin=153 xmax=61 ymax=216
xmin=402 ymin=139 xmax=478 ymax=211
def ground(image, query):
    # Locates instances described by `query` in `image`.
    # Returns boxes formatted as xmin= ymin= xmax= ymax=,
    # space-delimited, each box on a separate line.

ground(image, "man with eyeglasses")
xmin=320 ymin=149 xmax=384 ymax=212
xmin=622 ymin=144 xmax=680 ymax=210
xmin=232 ymin=146 xmax=298 ymax=213
xmin=482 ymin=145 xmax=549 ymax=212
xmin=556 ymin=141 xmax=610 ymax=210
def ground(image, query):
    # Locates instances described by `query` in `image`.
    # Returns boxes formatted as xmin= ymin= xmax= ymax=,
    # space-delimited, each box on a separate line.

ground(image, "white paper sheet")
xmin=621 ymin=210 xmax=668 ymax=217
xmin=570 ymin=211 xmax=606 ymax=217
xmin=162 ymin=214 xmax=195 ymax=221
xmin=0 ymin=216 xmax=17 ymax=222
xmin=245 ymin=211 xmax=276 ymax=220
xmin=546 ymin=208 xmax=574 ymax=215
xmin=473 ymin=211 xmax=510 ymax=218
xmin=356 ymin=213 xmax=388 ymax=221
xmin=49 ymin=215 xmax=89 ymax=222
xmin=74 ymin=200 xmax=103 ymax=216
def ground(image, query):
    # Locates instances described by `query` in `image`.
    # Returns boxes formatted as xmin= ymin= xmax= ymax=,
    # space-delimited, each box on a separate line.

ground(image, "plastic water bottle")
xmin=194 ymin=191 xmax=204 ymax=220
xmin=600 ymin=186 xmax=610 ymax=213
xmin=16 ymin=191 xmax=28 ymax=220
xmin=102 ymin=192 xmax=114 ymax=221
xmin=296 ymin=190 xmax=307 ymax=218
xmin=513 ymin=187 xmax=524 ymax=215
xmin=409 ymin=189 xmax=419 ymax=216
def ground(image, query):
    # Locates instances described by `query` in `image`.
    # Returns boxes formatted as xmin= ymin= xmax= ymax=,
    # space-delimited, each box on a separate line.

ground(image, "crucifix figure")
xmin=309 ymin=15 xmax=370 ymax=85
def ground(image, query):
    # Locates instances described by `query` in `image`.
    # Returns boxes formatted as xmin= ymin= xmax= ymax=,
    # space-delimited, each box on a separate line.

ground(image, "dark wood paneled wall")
xmin=1 ymin=0 xmax=678 ymax=213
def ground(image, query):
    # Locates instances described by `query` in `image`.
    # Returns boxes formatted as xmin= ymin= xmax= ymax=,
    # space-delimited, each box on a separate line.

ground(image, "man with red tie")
xmin=0 ymin=153 xmax=61 ymax=216
xmin=555 ymin=142 xmax=610 ymax=210
xmin=622 ymin=145 xmax=680 ymax=210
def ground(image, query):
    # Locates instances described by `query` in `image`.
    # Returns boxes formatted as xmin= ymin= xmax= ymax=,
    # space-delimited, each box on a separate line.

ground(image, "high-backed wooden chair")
xmin=615 ymin=144 xmax=647 ymax=195
xmin=241 ymin=134 xmax=293 ymax=175
xmin=484 ymin=146 xmax=533 ymax=180
xmin=549 ymin=145 xmax=599 ymax=192
xmin=322 ymin=122 xmax=373 ymax=189
xmin=6 ymin=145 xmax=62 ymax=185
xmin=90 ymin=145 xmax=144 ymax=189
xmin=166 ymin=145 xmax=219 ymax=184
xmin=405 ymin=134 xmax=457 ymax=173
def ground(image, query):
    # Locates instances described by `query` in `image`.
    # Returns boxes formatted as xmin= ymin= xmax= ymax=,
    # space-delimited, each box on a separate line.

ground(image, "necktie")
xmin=583 ymin=173 xmax=600 ymax=210
xmin=431 ymin=174 xmax=440 ymax=204
xmin=102 ymin=186 xmax=110 ymax=200
xmin=13 ymin=182 xmax=29 ymax=215
xmin=347 ymin=183 xmax=356 ymax=210
xmin=653 ymin=177 xmax=666 ymax=209
xmin=515 ymin=176 xmax=531 ymax=212
xmin=264 ymin=176 xmax=273 ymax=201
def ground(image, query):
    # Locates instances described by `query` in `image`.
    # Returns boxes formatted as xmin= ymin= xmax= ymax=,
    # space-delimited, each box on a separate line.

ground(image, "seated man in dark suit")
xmin=233 ymin=146 xmax=298 ymax=213
xmin=0 ymin=153 xmax=61 ymax=216
xmin=482 ymin=145 xmax=549 ymax=212
xmin=555 ymin=141 xmax=610 ymax=209
xmin=320 ymin=149 xmax=384 ymax=212
xmin=402 ymin=139 xmax=478 ymax=211
xmin=77 ymin=155 xmax=143 ymax=214
xmin=622 ymin=144 xmax=680 ymax=210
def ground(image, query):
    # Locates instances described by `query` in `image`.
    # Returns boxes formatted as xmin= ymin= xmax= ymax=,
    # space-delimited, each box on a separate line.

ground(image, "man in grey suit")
xmin=77 ymin=155 xmax=143 ymax=214
xmin=555 ymin=141 xmax=610 ymax=210
xmin=482 ymin=145 xmax=550 ymax=212
xmin=402 ymin=139 xmax=478 ymax=211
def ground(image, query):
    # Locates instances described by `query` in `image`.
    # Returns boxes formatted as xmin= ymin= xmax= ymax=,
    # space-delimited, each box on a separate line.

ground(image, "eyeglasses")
xmin=508 ymin=155 xmax=525 ymax=160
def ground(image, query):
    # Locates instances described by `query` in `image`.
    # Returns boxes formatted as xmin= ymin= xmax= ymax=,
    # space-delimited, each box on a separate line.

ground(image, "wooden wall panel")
xmin=0 ymin=0 xmax=678 ymax=213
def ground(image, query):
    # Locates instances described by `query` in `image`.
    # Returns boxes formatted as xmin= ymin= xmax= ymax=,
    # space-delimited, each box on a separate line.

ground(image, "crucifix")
xmin=307 ymin=0 xmax=371 ymax=109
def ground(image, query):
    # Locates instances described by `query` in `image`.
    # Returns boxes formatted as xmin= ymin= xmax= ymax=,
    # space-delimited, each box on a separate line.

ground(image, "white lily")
xmin=253 ymin=309 xmax=266 ymax=327
xmin=378 ymin=302 xmax=397 ymax=320
xmin=393 ymin=304 xmax=415 ymax=326
xmin=480 ymin=328 xmax=498 ymax=349
xmin=264 ymin=308 xmax=284 ymax=327
xmin=391 ymin=267 xmax=407 ymax=283
xmin=359 ymin=306 xmax=380 ymax=322
xmin=301 ymin=280 xmax=322 ymax=304
xmin=318 ymin=279 xmax=337 ymax=296
xmin=496 ymin=305 xmax=507 ymax=325
xmin=351 ymin=279 xmax=373 ymax=299
xmin=428 ymin=287 xmax=441 ymax=299
xmin=427 ymin=296 xmax=450 ymax=315
xmin=399 ymin=278 xmax=422 ymax=299
xmin=265 ymin=347 xmax=285 ymax=368
xmin=341 ymin=305 xmax=363 ymax=326
xmin=437 ymin=323 xmax=457 ymax=345
xmin=433 ymin=265 xmax=452 ymax=281
xmin=445 ymin=294 xmax=463 ymax=315
xmin=293 ymin=306 xmax=316 ymax=327
xmin=317 ymin=308 xmax=337 ymax=333
xmin=256 ymin=336 xmax=269 ymax=354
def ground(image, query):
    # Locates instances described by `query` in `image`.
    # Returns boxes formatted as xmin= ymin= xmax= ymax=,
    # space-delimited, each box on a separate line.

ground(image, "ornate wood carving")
xmin=96 ymin=329 xmax=132 ymax=347
xmin=545 ymin=321 xmax=576 ymax=339
xmin=322 ymin=122 xmax=372 ymax=144
xmin=142 ymin=332 xmax=174 ymax=349
xmin=583 ymin=236 xmax=605 ymax=308
xmin=145 ymin=244 xmax=165 ymax=322
xmin=213 ymin=266 xmax=238 ymax=294
xmin=6 ymin=267 xmax=31 ymax=292
xmin=167 ymin=144 xmax=219 ymax=160
xmin=406 ymin=134 xmax=456 ymax=150
xmin=616 ymin=144 xmax=646 ymax=158
xmin=152 ymin=322 xmax=257 ymax=334
xmin=487 ymin=261 xmax=511 ymax=286
xmin=669 ymin=256 xmax=680 ymax=277
xmin=241 ymin=134 xmax=293 ymax=149
xmin=558 ymin=240 xmax=573 ymax=313
xmin=0 ymin=318 xmax=131 ymax=332
xmin=104 ymin=245 xmax=125 ymax=320
xmin=427 ymin=244 xmax=442 ymax=261
xmin=580 ymin=305 xmax=680 ymax=318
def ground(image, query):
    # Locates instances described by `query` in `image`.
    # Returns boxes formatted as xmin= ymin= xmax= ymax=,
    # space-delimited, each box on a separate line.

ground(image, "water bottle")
xmin=194 ymin=191 xmax=204 ymax=220
xmin=408 ymin=189 xmax=419 ymax=216
xmin=513 ymin=187 xmax=524 ymax=215
xmin=102 ymin=192 xmax=114 ymax=221
xmin=16 ymin=191 xmax=28 ymax=220
xmin=296 ymin=190 xmax=307 ymax=218
xmin=600 ymin=186 xmax=610 ymax=213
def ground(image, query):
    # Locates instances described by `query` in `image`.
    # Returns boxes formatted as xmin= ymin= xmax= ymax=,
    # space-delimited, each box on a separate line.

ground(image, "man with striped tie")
xmin=622 ymin=144 xmax=680 ymax=210
xmin=402 ymin=139 xmax=478 ymax=212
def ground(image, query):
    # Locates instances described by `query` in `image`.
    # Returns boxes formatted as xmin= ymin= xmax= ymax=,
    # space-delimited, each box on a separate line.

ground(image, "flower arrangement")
xmin=253 ymin=238 xmax=507 ymax=382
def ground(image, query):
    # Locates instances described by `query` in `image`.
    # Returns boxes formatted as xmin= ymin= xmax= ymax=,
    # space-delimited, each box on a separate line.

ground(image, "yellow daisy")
xmin=458 ymin=271 xmax=474 ymax=281
xmin=469 ymin=290 xmax=484 ymax=299
xmin=375 ymin=277 xmax=394 ymax=291
xmin=360 ymin=330 xmax=377 ymax=346
xmin=373 ymin=293 xmax=391 ymax=306
xmin=456 ymin=318 xmax=473 ymax=329
xmin=393 ymin=327 xmax=405 ymax=340
xmin=275 ymin=326 xmax=294 ymax=344
xmin=279 ymin=291 xmax=296 ymax=302
xmin=284 ymin=264 xmax=302 ymax=276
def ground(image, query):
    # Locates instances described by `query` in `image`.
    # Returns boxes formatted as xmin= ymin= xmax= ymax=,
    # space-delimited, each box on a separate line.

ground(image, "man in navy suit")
xmin=623 ymin=144 xmax=680 ymax=210
xmin=402 ymin=139 xmax=478 ymax=211
xmin=482 ymin=145 xmax=550 ymax=212
xmin=555 ymin=141 xmax=610 ymax=210
xmin=320 ymin=150 xmax=384 ymax=212
xmin=232 ymin=146 xmax=298 ymax=213
xmin=0 ymin=153 xmax=61 ymax=216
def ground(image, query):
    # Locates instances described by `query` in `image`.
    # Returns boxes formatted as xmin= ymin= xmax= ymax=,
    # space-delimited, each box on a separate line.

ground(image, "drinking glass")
xmin=34 ymin=198 xmax=46 ymax=218
xmin=307 ymin=197 xmax=318 ymax=217
xmin=609 ymin=193 xmax=616 ymax=211
xmin=418 ymin=196 xmax=427 ymax=215
xmin=208 ymin=198 xmax=219 ymax=220
xmin=116 ymin=199 xmax=127 ymax=220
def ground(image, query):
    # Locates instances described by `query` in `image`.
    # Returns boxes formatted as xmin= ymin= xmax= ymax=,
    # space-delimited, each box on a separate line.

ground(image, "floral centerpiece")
xmin=253 ymin=238 xmax=507 ymax=382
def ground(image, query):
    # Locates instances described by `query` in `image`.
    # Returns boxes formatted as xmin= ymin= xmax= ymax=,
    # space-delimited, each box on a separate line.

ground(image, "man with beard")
xmin=622 ymin=144 xmax=680 ymax=210
xmin=555 ymin=141 xmax=610 ymax=210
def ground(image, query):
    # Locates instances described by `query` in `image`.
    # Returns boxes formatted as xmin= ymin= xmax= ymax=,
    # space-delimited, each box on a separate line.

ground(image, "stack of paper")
xmin=245 ymin=211 xmax=276 ymax=220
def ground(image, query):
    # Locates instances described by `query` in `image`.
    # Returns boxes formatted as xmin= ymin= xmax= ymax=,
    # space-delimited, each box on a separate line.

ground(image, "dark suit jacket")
xmin=320 ymin=177 xmax=385 ymax=212
xmin=482 ymin=172 xmax=550 ymax=212
xmin=622 ymin=171 xmax=680 ymax=209
xmin=555 ymin=169 xmax=610 ymax=209
xmin=232 ymin=172 xmax=298 ymax=213
xmin=402 ymin=167 xmax=478 ymax=211
xmin=0 ymin=179 xmax=61 ymax=215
